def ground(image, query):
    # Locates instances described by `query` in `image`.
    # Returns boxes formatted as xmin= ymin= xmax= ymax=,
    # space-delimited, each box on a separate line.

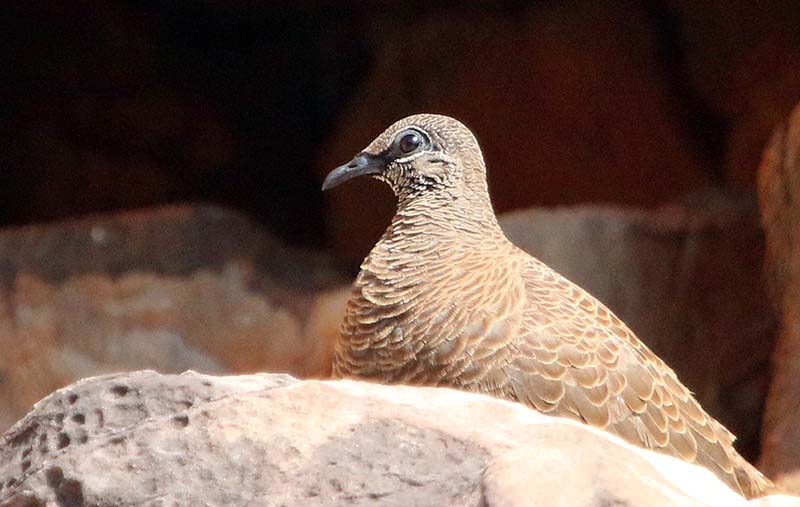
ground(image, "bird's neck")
xmin=383 ymin=189 xmax=507 ymax=248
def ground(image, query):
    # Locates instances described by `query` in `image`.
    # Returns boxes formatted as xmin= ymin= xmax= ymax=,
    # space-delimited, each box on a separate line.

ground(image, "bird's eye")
xmin=398 ymin=131 xmax=423 ymax=154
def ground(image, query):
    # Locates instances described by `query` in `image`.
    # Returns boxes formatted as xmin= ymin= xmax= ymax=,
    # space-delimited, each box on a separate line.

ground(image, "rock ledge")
xmin=0 ymin=371 xmax=795 ymax=507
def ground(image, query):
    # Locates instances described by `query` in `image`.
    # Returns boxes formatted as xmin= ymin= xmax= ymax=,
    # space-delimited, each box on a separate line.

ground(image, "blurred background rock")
xmin=1 ymin=0 xmax=799 ymax=492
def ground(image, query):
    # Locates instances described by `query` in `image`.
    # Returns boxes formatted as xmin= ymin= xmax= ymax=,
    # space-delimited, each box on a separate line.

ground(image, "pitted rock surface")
xmin=0 ymin=370 xmax=296 ymax=501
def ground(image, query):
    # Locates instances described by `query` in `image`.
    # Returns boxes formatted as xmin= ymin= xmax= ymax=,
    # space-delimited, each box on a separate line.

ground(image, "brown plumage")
xmin=322 ymin=114 xmax=773 ymax=498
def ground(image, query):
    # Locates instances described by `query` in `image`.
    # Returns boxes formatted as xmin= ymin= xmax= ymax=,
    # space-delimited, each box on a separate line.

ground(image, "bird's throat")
xmin=389 ymin=191 xmax=505 ymax=246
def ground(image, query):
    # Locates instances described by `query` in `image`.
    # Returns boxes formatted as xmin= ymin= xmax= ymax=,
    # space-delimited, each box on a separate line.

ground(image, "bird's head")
xmin=322 ymin=114 xmax=488 ymax=202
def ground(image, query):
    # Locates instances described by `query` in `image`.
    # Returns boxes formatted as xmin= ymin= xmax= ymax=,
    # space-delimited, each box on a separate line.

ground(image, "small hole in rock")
xmin=172 ymin=415 xmax=189 ymax=428
xmin=71 ymin=413 xmax=85 ymax=425
xmin=58 ymin=478 xmax=84 ymax=505
xmin=21 ymin=460 xmax=31 ymax=472
xmin=78 ymin=433 xmax=88 ymax=444
xmin=8 ymin=423 xmax=38 ymax=446
xmin=22 ymin=447 xmax=31 ymax=458
xmin=45 ymin=466 xmax=63 ymax=487
xmin=56 ymin=433 xmax=70 ymax=449
xmin=110 ymin=385 xmax=129 ymax=397
xmin=67 ymin=393 xmax=78 ymax=405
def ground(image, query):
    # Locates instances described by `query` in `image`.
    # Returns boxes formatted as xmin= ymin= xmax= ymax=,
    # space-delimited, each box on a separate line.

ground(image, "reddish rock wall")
xmin=758 ymin=103 xmax=800 ymax=493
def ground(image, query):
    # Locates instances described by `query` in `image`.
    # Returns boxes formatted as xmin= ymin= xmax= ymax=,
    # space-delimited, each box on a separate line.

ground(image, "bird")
xmin=321 ymin=113 xmax=773 ymax=498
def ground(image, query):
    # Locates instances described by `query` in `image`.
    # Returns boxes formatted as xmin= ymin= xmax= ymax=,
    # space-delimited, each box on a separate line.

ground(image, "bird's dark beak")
xmin=322 ymin=153 xmax=385 ymax=191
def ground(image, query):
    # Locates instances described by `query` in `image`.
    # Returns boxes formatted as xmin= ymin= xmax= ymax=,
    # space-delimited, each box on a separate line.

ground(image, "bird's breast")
xmin=333 ymin=240 xmax=523 ymax=385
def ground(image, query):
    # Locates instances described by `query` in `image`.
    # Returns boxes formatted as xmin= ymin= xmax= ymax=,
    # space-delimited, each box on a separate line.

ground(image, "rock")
xmin=301 ymin=285 xmax=353 ymax=380
xmin=317 ymin=1 xmax=710 ymax=264
xmin=1 ymin=371 xmax=794 ymax=506
xmin=758 ymin=102 xmax=800 ymax=493
xmin=0 ymin=205 xmax=346 ymax=434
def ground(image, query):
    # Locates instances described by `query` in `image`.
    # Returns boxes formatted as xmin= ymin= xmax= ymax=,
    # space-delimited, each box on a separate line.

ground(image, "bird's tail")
xmin=734 ymin=457 xmax=774 ymax=499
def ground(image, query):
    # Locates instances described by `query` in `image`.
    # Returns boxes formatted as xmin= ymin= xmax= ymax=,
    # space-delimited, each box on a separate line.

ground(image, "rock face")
xmin=758 ymin=102 xmax=800 ymax=493
xmin=0 ymin=371 xmax=794 ymax=507
xmin=0 ymin=205 xmax=346 ymax=434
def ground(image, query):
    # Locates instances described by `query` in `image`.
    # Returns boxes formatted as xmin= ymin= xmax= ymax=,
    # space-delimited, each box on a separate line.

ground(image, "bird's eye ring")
xmin=398 ymin=131 xmax=423 ymax=154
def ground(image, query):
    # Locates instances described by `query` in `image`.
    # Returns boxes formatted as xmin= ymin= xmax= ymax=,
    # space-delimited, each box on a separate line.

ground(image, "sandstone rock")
xmin=1 ymin=371 xmax=793 ymax=506
xmin=317 ymin=2 xmax=710 ymax=264
xmin=758 ymin=102 xmax=800 ymax=493
xmin=0 ymin=205 xmax=346 ymax=434
xmin=302 ymin=285 xmax=353 ymax=380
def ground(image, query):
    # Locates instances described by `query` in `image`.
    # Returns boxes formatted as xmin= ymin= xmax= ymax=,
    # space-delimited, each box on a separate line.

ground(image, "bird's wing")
xmin=505 ymin=251 xmax=770 ymax=497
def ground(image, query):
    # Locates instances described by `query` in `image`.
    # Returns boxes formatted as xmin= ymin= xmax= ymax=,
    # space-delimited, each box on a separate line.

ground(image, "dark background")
xmin=3 ymin=1 xmax=799 ymax=264
xmin=3 ymin=2 xmax=367 ymax=247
